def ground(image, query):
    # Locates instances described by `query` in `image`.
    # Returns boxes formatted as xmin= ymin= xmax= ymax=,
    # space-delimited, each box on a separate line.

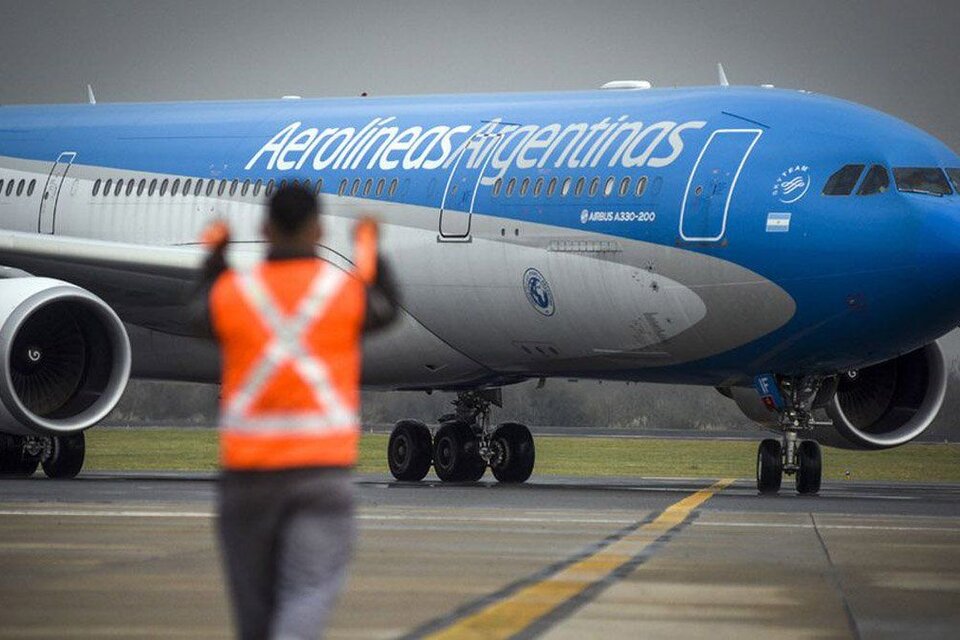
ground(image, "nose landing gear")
xmin=755 ymin=376 xmax=826 ymax=495
xmin=386 ymin=389 xmax=536 ymax=484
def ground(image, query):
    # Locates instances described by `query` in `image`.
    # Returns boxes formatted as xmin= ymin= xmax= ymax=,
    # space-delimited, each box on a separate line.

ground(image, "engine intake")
xmin=0 ymin=278 xmax=131 ymax=436
xmin=825 ymin=342 xmax=947 ymax=449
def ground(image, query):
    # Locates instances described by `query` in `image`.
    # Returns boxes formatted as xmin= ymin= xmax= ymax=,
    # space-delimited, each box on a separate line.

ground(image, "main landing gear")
xmin=756 ymin=377 xmax=825 ymax=495
xmin=387 ymin=389 xmax=535 ymax=483
xmin=0 ymin=432 xmax=86 ymax=479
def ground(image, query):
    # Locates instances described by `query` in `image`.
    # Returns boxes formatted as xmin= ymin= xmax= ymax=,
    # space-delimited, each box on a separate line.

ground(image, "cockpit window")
xmin=857 ymin=164 xmax=890 ymax=195
xmin=893 ymin=167 xmax=953 ymax=196
xmin=945 ymin=168 xmax=960 ymax=193
xmin=823 ymin=164 xmax=865 ymax=196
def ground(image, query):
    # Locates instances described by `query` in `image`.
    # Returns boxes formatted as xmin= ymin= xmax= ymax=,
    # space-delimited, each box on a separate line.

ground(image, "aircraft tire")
xmin=757 ymin=438 xmax=782 ymax=494
xmin=41 ymin=433 xmax=85 ymax=479
xmin=0 ymin=434 xmax=39 ymax=477
xmin=489 ymin=422 xmax=535 ymax=483
xmin=433 ymin=422 xmax=485 ymax=482
xmin=795 ymin=440 xmax=822 ymax=495
xmin=388 ymin=419 xmax=433 ymax=481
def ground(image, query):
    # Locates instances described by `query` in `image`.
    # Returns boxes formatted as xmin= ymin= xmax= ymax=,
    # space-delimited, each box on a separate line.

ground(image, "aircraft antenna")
xmin=717 ymin=63 xmax=729 ymax=87
xmin=86 ymin=84 xmax=97 ymax=105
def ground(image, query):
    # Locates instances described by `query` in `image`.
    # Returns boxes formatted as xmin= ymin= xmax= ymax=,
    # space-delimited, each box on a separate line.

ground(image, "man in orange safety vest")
xmin=196 ymin=183 xmax=399 ymax=639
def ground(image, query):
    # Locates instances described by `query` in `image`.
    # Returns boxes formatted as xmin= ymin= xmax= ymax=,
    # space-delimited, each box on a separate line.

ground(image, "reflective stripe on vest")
xmin=215 ymin=261 xmax=363 ymax=470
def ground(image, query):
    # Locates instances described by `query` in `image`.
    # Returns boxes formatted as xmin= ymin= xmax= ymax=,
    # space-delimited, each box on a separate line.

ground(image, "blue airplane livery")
xmin=0 ymin=78 xmax=958 ymax=493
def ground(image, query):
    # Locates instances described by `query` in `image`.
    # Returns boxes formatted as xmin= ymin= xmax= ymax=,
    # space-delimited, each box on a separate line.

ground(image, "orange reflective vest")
xmin=210 ymin=230 xmax=376 ymax=470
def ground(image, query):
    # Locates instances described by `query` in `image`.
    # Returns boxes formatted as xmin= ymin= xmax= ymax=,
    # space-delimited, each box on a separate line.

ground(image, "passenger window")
xmin=533 ymin=177 xmax=544 ymax=197
xmin=635 ymin=176 xmax=647 ymax=197
xmin=266 ymin=179 xmax=275 ymax=196
xmin=588 ymin=177 xmax=600 ymax=196
xmin=561 ymin=177 xmax=571 ymax=197
xmin=92 ymin=179 xmax=101 ymax=196
xmin=493 ymin=178 xmax=502 ymax=197
xmin=114 ymin=180 xmax=124 ymax=196
xmin=27 ymin=179 xmax=36 ymax=197
xmin=16 ymin=180 xmax=25 ymax=196
xmin=253 ymin=179 xmax=262 ymax=196
xmin=574 ymin=177 xmax=585 ymax=196
xmin=159 ymin=179 xmax=169 ymax=197
xmin=547 ymin=177 xmax=557 ymax=197
xmin=315 ymin=178 xmax=324 ymax=194
xmin=138 ymin=180 xmax=147 ymax=196
xmin=894 ymin=167 xmax=953 ymax=196
xmin=823 ymin=164 xmax=865 ymax=196
xmin=171 ymin=179 xmax=181 ymax=196
xmin=506 ymin=178 xmax=516 ymax=197
xmin=603 ymin=176 xmax=615 ymax=197
xmin=388 ymin=179 xmax=398 ymax=196
xmin=338 ymin=179 xmax=347 ymax=196
xmin=857 ymin=165 xmax=890 ymax=195
xmin=126 ymin=180 xmax=136 ymax=196
xmin=519 ymin=178 xmax=530 ymax=196
xmin=363 ymin=178 xmax=372 ymax=196
xmin=241 ymin=180 xmax=250 ymax=196
xmin=279 ymin=179 xmax=288 ymax=191
xmin=103 ymin=179 xmax=112 ymax=196
xmin=303 ymin=179 xmax=311 ymax=191
xmin=619 ymin=177 xmax=630 ymax=197
xmin=350 ymin=179 xmax=360 ymax=196
xmin=0 ymin=180 xmax=4 ymax=195
xmin=947 ymin=168 xmax=960 ymax=193
xmin=205 ymin=180 xmax=215 ymax=197
xmin=229 ymin=179 xmax=238 ymax=196
xmin=182 ymin=179 xmax=191 ymax=196
xmin=5 ymin=180 xmax=13 ymax=197
xmin=216 ymin=180 xmax=226 ymax=196
xmin=149 ymin=179 xmax=158 ymax=196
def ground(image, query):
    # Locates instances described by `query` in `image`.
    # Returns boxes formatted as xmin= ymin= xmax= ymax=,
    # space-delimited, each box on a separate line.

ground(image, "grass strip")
xmin=83 ymin=428 xmax=960 ymax=482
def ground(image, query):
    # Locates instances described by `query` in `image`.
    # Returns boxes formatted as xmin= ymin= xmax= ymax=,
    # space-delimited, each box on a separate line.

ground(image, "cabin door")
xmin=679 ymin=129 xmax=762 ymax=242
xmin=439 ymin=132 xmax=503 ymax=240
xmin=38 ymin=152 xmax=77 ymax=234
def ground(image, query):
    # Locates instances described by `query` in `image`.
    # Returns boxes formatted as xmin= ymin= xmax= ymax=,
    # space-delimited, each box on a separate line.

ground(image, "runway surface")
xmin=1 ymin=473 xmax=959 ymax=639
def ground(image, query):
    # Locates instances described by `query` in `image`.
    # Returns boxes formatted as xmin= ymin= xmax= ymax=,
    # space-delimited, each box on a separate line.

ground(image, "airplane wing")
xmin=0 ymin=231 xmax=219 ymax=335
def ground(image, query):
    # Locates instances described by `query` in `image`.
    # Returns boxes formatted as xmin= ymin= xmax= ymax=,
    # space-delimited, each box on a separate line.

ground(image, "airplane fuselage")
xmin=1 ymin=86 xmax=958 ymax=391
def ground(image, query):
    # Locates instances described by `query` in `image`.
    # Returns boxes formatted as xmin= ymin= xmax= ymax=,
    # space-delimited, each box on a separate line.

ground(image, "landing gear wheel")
xmin=489 ymin=423 xmax=535 ymax=483
xmin=757 ymin=438 xmax=782 ymax=494
xmin=41 ymin=433 xmax=85 ymax=479
xmin=795 ymin=440 xmax=822 ymax=495
xmin=388 ymin=420 xmax=433 ymax=481
xmin=433 ymin=422 xmax=485 ymax=482
xmin=0 ymin=434 xmax=38 ymax=477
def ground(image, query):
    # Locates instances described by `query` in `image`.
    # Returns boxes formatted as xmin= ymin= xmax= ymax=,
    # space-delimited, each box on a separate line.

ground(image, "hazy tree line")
xmin=106 ymin=356 xmax=960 ymax=440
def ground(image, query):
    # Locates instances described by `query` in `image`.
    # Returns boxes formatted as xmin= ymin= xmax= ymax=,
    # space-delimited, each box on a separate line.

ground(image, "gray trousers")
xmin=217 ymin=467 xmax=355 ymax=640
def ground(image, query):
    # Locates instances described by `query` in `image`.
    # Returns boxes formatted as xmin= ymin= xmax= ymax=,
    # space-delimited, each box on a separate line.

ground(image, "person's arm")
xmin=364 ymin=256 xmax=400 ymax=334
xmin=187 ymin=222 xmax=230 ymax=339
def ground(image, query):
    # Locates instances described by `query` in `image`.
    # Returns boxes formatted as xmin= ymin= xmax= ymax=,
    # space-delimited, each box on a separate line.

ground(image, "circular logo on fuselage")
xmin=772 ymin=165 xmax=811 ymax=204
xmin=523 ymin=268 xmax=555 ymax=316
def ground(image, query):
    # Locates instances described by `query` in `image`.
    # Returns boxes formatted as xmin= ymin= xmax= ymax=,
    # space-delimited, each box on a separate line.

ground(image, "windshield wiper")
xmin=900 ymin=188 xmax=945 ymax=197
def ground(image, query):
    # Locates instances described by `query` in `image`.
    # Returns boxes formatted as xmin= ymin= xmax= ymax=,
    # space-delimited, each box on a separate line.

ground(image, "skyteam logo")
xmin=772 ymin=165 xmax=811 ymax=204
xmin=523 ymin=268 xmax=555 ymax=316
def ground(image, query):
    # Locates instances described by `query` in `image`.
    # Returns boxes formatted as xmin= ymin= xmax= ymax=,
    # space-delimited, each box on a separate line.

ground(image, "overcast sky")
xmin=1 ymin=0 xmax=959 ymax=149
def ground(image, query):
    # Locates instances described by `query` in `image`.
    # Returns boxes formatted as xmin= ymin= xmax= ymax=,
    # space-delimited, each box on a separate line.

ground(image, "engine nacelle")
xmin=823 ymin=342 xmax=947 ymax=449
xmin=0 ymin=278 xmax=131 ymax=437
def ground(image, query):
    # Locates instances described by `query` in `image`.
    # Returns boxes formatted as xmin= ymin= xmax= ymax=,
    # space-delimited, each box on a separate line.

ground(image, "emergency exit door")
xmin=679 ymin=129 xmax=762 ymax=242
xmin=38 ymin=152 xmax=77 ymax=234
xmin=439 ymin=132 xmax=503 ymax=239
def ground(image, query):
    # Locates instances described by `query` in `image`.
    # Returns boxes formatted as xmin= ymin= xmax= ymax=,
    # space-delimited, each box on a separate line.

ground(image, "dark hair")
xmin=268 ymin=183 xmax=320 ymax=235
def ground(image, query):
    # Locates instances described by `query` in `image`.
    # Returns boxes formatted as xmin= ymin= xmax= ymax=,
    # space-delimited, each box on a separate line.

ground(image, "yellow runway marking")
xmin=422 ymin=478 xmax=734 ymax=640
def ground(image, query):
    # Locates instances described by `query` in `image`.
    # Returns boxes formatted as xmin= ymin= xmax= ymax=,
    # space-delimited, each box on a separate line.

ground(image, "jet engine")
xmin=0 ymin=278 xmax=131 ymax=437
xmin=823 ymin=342 xmax=947 ymax=449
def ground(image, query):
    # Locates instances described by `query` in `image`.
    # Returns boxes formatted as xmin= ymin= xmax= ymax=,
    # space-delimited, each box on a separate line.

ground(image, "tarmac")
xmin=1 ymin=473 xmax=959 ymax=639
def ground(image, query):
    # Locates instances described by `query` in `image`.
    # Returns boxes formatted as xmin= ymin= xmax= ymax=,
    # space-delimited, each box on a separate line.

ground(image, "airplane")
xmin=0 ymin=77 xmax=958 ymax=495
